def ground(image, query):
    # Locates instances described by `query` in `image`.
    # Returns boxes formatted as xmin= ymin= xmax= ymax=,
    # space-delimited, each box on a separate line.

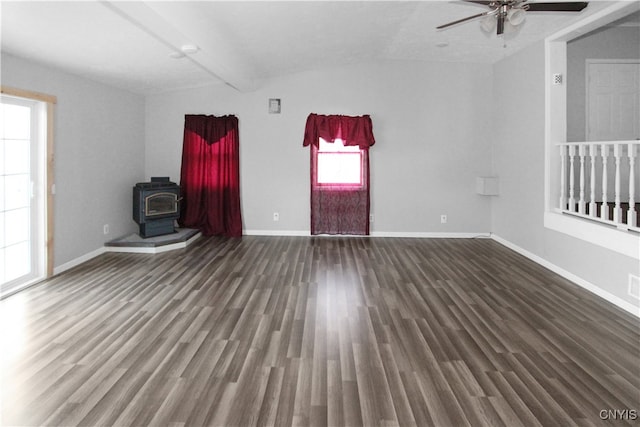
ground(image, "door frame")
xmin=585 ymin=59 xmax=640 ymax=141
xmin=1 ymin=86 xmax=56 ymax=285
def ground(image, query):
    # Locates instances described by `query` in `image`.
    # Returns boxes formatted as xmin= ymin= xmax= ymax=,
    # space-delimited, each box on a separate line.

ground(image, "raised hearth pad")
xmin=105 ymin=228 xmax=201 ymax=254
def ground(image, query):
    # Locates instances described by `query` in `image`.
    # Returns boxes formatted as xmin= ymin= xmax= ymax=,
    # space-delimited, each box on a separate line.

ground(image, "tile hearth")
xmin=105 ymin=228 xmax=201 ymax=254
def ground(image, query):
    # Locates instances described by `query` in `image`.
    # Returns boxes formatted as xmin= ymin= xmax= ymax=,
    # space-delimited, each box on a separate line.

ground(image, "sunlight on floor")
xmin=0 ymin=292 xmax=28 ymax=363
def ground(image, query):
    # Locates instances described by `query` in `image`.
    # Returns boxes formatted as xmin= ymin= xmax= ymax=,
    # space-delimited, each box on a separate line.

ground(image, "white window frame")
xmin=1 ymin=86 xmax=56 ymax=294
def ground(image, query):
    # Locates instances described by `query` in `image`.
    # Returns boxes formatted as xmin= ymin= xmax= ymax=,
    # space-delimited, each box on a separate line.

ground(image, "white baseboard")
xmin=53 ymin=247 xmax=107 ymax=276
xmin=243 ymin=229 xmax=310 ymax=236
xmin=243 ymin=230 xmax=491 ymax=239
xmin=370 ymin=231 xmax=490 ymax=239
xmin=491 ymin=234 xmax=640 ymax=318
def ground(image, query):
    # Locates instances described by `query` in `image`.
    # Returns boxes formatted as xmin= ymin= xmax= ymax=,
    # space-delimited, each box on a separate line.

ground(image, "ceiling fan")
xmin=437 ymin=1 xmax=589 ymax=35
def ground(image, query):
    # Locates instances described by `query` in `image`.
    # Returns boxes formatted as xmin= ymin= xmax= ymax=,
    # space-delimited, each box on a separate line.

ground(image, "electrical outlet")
xmin=370 ymin=214 xmax=374 ymax=223
xmin=273 ymin=212 xmax=279 ymax=222
xmin=103 ymin=224 xmax=109 ymax=235
xmin=440 ymin=215 xmax=447 ymax=224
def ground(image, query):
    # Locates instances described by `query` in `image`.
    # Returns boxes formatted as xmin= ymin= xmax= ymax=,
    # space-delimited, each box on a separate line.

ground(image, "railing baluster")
xmin=613 ymin=144 xmax=622 ymax=224
xmin=558 ymin=141 xmax=639 ymax=228
xmin=629 ymin=143 xmax=637 ymax=228
xmin=578 ymin=145 xmax=586 ymax=214
xmin=589 ymin=144 xmax=597 ymax=217
xmin=568 ymin=145 xmax=576 ymax=212
xmin=601 ymin=144 xmax=609 ymax=221
xmin=560 ymin=145 xmax=567 ymax=210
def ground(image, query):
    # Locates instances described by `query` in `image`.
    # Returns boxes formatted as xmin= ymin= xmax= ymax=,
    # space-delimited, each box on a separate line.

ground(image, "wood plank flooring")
xmin=1 ymin=236 xmax=639 ymax=426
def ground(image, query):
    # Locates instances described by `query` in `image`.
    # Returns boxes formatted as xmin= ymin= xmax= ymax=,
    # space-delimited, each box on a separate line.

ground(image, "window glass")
xmin=316 ymin=138 xmax=362 ymax=185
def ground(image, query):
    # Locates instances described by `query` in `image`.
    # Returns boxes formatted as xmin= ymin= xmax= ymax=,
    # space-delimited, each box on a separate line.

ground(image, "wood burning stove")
xmin=133 ymin=177 xmax=181 ymax=237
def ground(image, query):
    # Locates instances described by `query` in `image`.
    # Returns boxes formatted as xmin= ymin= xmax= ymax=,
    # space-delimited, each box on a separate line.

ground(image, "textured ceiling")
xmin=0 ymin=1 xmax=617 ymax=94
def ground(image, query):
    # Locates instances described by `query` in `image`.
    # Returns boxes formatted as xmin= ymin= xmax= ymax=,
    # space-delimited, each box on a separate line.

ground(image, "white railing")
xmin=558 ymin=140 xmax=639 ymax=232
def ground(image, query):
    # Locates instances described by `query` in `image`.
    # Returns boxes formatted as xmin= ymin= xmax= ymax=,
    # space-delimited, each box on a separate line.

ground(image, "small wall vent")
xmin=269 ymin=98 xmax=281 ymax=114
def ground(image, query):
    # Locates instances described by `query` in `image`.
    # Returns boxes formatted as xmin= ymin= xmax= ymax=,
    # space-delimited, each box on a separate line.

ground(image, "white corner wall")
xmin=145 ymin=61 xmax=494 ymax=235
xmin=1 ymin=54 xmax=146 ymax=268
xmin=491 ymin=42 xmax=640 ymax=312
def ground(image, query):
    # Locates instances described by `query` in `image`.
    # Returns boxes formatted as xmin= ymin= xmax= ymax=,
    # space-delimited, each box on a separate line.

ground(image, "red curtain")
xmin=304 ymin=114 xmax=375 ymax=235
xmin=179 ymin=114 xmax=242 ymax=237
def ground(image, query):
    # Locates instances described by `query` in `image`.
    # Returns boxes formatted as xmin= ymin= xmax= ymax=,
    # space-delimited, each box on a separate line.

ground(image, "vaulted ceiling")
xmin=0 ymin=1 xmax=612 ymax=94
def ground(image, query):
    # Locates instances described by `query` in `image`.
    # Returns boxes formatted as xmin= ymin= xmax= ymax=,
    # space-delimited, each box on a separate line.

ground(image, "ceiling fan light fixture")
xmin=503 ymin=20 xmax=521 ymax=36
xmin=507 ymin=8 xmax=526 ymax=26
xmin=480 ymin=15 xmax=496 ymax=33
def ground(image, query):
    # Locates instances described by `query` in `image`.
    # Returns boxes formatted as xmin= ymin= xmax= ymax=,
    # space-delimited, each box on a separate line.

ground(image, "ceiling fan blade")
xmin=525 ymin=2 xmax=588 ymax=12
xmin=437 ymin=10 xmax=496 ymax=30
xmin=463 ymin=1 xmax=494 ymax=5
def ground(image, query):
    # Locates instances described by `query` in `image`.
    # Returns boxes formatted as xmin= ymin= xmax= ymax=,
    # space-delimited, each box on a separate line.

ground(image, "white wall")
xmin=145 ymin=61 xmax=494 ymax=234
xmin=492 ymin=41 xmax=640 ymax=309
xmin=1 ymin=54 xmax=145 ymax=267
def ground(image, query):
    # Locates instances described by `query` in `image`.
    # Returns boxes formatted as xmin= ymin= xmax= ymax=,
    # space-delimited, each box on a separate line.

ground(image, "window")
xmin=315 ymin=138 xmax=363 ymax=186
xmin=303 ymin=113 xmax=375 ymax=235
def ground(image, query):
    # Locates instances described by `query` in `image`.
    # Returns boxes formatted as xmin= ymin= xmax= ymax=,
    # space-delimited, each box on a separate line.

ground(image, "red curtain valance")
xmin=184 ymin=114 xmax=238 ymax=145
xmin=303 ymin=113 xmax=375 ymax=149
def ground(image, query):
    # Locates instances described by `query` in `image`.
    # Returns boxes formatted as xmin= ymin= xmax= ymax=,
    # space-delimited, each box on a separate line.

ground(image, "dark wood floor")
xmin=1 ymin=236 xmax=639 ymax=426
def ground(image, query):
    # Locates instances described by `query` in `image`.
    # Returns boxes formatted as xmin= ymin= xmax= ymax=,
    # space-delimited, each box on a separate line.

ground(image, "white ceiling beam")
xmin=102 ymin=1 xmax=257 ymax=92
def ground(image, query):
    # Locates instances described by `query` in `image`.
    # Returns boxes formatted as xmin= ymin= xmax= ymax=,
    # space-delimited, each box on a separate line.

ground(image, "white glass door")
xmin=0 ymin=95 xmax=46 ymax=296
